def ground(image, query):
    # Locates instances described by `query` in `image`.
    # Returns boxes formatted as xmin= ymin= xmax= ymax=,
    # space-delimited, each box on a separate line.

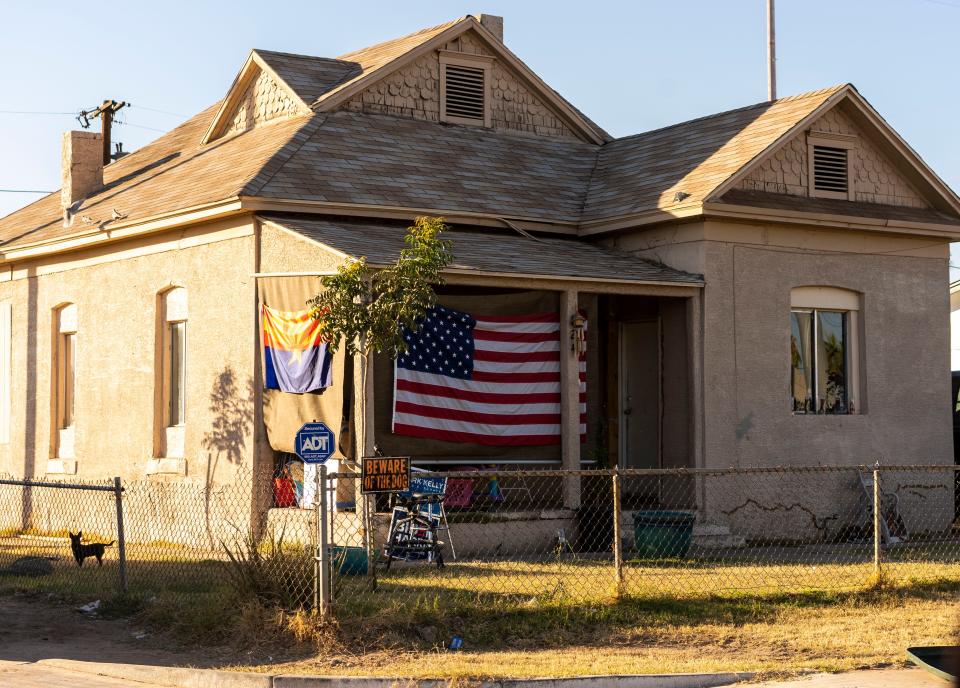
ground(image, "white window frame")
xmin=807 ymin=131 xmax=857 ymax=201
xmin=439 ymin=51 xmax=493 ymax=128
xmin=790 ymin=287 xmax=861 ymax=415
xmin=161 ymin=288 xmax=187 ymax=459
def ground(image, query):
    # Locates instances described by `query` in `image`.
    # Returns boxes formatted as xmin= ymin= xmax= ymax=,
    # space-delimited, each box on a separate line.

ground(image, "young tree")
xmin=307 ymin=216 xmax=453 ymax=356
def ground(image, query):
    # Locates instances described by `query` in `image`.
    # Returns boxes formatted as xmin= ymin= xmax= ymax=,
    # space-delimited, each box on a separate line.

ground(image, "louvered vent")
xmin=444 ymin=64 xmax=485 ymax=122
xmin=812 ymin=145 xmax=849 ymax=194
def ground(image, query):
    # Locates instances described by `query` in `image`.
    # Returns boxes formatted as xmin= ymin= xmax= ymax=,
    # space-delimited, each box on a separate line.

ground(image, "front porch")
xmin=257 ymin=214 xmax=705 ymax=515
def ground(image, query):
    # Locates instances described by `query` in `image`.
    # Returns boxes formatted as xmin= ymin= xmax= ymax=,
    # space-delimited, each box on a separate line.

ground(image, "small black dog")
xmin=68 ymin=531 xmax=114 ymax=567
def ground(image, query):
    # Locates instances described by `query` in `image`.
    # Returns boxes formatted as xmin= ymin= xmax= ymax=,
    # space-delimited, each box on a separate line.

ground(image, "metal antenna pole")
xmin=767 ymin=0 xmax=777 ymax=101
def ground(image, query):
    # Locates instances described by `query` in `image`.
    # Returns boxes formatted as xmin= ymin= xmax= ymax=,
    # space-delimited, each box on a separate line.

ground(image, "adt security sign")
xmin=295 ymin=422 xmax=335 ymax=464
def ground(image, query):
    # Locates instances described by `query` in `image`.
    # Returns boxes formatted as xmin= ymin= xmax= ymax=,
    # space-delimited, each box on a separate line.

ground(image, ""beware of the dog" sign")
xmin=361 ymin=457 xmax=411 ymax=494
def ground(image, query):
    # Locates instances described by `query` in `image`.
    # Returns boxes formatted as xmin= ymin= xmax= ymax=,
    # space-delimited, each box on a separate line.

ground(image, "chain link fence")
xmin=0 ymin=465 xmax=958 ymax=617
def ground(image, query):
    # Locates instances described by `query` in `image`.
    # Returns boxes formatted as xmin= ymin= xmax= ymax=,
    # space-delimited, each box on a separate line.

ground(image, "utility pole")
xmin=77 ymin=100 xmax=128 ymax=165
xmin=767 ymin=0 xmax=777 ymax=101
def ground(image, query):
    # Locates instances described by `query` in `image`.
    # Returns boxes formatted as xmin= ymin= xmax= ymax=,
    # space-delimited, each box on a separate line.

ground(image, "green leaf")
xmin=307 ymin=217 xmax=453 ymax=357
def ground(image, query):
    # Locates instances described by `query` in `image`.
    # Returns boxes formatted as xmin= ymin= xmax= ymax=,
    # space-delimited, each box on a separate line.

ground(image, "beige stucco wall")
xmin=618 ymin=218 xmax=953 ymax=538
xmin=0 ymin=215 xmax=258 ymax=486
xmin=617 ymin=219 xmax=952 ymax=468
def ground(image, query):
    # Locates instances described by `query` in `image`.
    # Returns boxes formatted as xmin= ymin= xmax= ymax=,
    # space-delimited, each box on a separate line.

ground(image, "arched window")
xmin=54 ymin=303 xmax=77 ymax=458
xmin=161 ymin=288 xmax=187 ymax=457
xmin=790 ymin=287 xmax=861 ymax=415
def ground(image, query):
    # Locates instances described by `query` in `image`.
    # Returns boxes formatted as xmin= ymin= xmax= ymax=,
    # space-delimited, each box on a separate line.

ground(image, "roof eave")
xmin=256 ymin=216 xmax=702 ymax=290
xmin=0 ymin=198 xmax=245 ymax=263
xmin=241 ymin=195 xmax=581 ymax=234
xmin=702 ymin=200 xmax=960 ymax=240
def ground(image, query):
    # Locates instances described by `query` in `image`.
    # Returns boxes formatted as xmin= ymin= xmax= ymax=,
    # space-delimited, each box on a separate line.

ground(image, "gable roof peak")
xmin=610 ymin=84 xmax=849 ymax=146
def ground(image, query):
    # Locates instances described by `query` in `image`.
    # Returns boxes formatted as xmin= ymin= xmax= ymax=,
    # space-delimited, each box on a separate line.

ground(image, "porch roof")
xmin=259 ymin=214 xmax=704 ymax=286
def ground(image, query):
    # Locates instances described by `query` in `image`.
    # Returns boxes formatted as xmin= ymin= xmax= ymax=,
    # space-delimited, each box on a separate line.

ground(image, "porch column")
xmin=351 ymin=349 xmax=376 ymax=510
xmin=353 ymin=350 xmax=376 ymax=460
xmin=560 ymin=290 xmax=581 ymax=509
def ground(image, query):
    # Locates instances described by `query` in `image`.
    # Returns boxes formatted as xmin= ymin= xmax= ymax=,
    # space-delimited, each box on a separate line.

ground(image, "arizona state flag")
xmin=262 ymin=305 xmax=333 ymax=393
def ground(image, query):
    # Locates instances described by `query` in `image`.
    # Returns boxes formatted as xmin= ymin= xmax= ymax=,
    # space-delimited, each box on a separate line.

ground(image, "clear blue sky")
xmin=2 ymin=0 xmax=958 ymax=268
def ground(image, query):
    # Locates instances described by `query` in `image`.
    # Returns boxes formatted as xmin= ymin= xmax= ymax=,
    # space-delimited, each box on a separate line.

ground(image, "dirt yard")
xmin=0 ymin=593 xmax=213 ymax=667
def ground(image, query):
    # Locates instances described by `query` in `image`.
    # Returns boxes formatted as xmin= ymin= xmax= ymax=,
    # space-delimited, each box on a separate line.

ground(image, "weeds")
xmin=220 ymin=526 xmax=312 ymax=609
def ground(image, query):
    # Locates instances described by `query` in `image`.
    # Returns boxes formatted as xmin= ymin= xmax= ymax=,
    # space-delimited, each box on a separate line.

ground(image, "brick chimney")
xmin=475 ymin=14 xmax=503 ymax=42
xmin=61 ymin=130 xmax=103 ymax=227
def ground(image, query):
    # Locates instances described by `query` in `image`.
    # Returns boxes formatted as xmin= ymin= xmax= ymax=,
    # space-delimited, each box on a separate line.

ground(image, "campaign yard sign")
xmin=361 ymin=457 xmax=411 ymax=494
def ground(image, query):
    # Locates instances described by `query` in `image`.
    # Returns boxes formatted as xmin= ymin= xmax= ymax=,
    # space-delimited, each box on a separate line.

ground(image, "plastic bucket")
xmin=632 ymin=510 xmax=695 ymax=558
xmin=330 ymin=546 xmax=368 ymax=575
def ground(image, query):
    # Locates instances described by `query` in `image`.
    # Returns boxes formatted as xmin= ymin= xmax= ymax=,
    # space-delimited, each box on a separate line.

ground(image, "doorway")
xmin=618 ymin=321 xmax=660 ymax=470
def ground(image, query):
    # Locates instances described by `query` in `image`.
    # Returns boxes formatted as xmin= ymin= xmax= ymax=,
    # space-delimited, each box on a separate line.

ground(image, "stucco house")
xmin=0 ymin=14 xmax=957 ymax=535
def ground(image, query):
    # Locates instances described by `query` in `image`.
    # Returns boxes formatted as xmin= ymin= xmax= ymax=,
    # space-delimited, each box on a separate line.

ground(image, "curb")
xmin=273 ymin=674 xmax=753 ymax=688
xmin=42 ymin=659 xmax=272 ymax=688
xmin=41 ymin=659 xmax=753 ymax=688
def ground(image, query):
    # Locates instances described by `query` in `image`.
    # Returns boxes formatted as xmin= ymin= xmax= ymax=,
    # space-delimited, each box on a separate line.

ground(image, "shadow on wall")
xmin=201 ymin=367 xmax=254 ymax=547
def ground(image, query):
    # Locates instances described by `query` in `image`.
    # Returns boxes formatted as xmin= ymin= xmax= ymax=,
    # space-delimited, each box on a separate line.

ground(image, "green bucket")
xmin=330 ymin=546 xmax=369 ymax=575
xmin=632 ymin=510 xmax=695 ymax=558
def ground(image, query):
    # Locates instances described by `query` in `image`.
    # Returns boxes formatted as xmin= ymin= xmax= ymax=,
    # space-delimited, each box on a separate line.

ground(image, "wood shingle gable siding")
xmin=225 ymin=68 xmax=303 ymax=136
xmin=737 ymin=106 xmax=930 ymax=209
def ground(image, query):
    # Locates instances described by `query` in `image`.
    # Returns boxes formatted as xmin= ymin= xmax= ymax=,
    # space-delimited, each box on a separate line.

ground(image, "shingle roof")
xmin=261 ymin=214 xmax=703 ymax=285
xmin=247 ymin=110 xmax=598 ymax=222
xmin=0 ymin=106 xmax=315 ymax=248
xmin=254 ymin=50 xmax=360 ymax=105
xmin=0 ymin=18 xmax=953 ymax=256
xmin=323 ymin=18 xmax=464 ymax=100
xmin=581 ymin=86 xmax=846 ymax=222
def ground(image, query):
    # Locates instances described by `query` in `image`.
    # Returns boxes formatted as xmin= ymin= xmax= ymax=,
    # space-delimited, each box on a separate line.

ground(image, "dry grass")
xmin=254 ymin=584 xmax=960 ymax=679
xmin=1 ymin=533 xmax=959 ymax=679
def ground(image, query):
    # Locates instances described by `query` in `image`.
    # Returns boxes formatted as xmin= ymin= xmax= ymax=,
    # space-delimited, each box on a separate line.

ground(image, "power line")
xmin=115 ymin=120 xmax=167 ymax=133
xmin=0 ymin=110 xmax=75 ymax=115
xmin=0 ymin=189 xmax=53 ymax=194
xmin=132 ymin=105 xmax=188 ymax=118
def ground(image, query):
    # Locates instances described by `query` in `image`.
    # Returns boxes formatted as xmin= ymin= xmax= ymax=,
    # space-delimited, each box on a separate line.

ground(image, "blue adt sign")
xmin=295 ymin=422 xmax=335 ymax=464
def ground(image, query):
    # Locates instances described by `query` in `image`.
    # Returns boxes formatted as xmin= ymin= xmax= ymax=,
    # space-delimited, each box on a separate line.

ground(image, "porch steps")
xmin=692 ymin=523 xmax=746 ymax=549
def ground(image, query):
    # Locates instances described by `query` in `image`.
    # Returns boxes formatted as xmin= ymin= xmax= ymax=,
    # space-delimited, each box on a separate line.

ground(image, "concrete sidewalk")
xmin=15 ymin=657 xmax=952 ymax=688
xmin=40 ymin=658 xmax=755 ymax=688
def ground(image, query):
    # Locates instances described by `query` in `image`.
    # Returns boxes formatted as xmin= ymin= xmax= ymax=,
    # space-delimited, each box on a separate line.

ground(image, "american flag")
xmin=392 ymin=305 xmax=586 ymax=446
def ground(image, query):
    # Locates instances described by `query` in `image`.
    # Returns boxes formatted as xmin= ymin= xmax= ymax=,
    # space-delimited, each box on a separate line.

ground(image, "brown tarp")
xmin=258 ymin=276 xmax=351 ymax=459
xmin=372 ymin=290 xmax=600 ymax=462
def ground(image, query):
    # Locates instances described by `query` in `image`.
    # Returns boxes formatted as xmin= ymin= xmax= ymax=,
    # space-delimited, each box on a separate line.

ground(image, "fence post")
xmin=612 ymin=468 xmax=624 ymax=598
xmin=872 ymin=461 xmax=882 ymax=581
xmin=316 ymin=464 xmax=331 ymax=616
xmin=113 ymin=477 xmax=127 ymax=594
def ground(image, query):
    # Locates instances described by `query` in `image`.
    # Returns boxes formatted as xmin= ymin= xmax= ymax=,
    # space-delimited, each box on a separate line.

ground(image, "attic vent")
xmin=445 ymin=64 xmax=485 ymax=120
xmin=440 ymin=54 xmax=491 ymax=128
xmin=812 ymin=145 xmax=849 ymax=194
